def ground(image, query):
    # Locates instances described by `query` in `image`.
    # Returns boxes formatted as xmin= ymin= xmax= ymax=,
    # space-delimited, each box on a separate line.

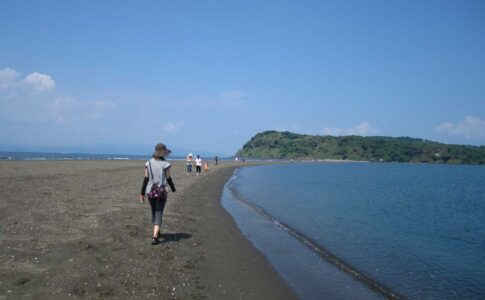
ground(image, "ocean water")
xmin=0 ymin=151 xmax=149 ymax=160
xmin=0 ymin=151 xmax=192 ymax=161
xmin=222 ymin=163 xmax=485 ymax=299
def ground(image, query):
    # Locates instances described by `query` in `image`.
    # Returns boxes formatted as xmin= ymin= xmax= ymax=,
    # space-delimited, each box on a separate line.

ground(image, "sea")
xmin=0 ymin=151 xmax=208 ymax=161
xmin=0 ymin=151 xmax=149 ymax=160
xmin=221 ymin=162 xmax=485 ymax=299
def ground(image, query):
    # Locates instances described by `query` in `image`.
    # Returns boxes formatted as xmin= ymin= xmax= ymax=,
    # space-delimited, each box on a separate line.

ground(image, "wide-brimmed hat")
xmin=152 ymin=143 xmax=171 ymax=158
xmin=188 ymin=153 xmax=193 ymax=157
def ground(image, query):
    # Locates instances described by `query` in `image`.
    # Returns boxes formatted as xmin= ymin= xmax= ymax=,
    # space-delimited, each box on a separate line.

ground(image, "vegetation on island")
xmin=235 ymin=131 xmax=485 ymax=164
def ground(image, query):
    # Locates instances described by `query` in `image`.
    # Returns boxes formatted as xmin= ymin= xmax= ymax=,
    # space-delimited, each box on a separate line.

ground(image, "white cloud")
xmin=0 ymin=67 xmax=116 ymax=124
xmin=435 ymin=116 xmax=485 ymax=138
xmin=24 ymin=72 xmax=55 ymax=90
xmin=164 ymin=121 xmax=184 ymax=133
xmin=0 ymin=68 xmax=55 ymax=91
xmin=0 ymin=68 xmax=20 ymax=89
xmin=50 ymin=97 xmax=117 ymax=124
xmin=323 ymin=121 xmax=379 ymax=136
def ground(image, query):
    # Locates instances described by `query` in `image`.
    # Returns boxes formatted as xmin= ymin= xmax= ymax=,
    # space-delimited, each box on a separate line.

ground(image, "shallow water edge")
xmin=221 ymin=167 xmax=390 ymax=300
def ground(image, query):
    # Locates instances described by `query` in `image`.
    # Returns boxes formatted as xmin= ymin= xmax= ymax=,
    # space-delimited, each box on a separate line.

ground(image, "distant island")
xmin=236 ymin=131 xmax=485 ymax=164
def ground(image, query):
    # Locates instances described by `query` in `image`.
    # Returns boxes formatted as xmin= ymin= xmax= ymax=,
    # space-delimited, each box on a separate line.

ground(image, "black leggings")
xmin=196 ymin=165 xmax=201 ymax=173
xmin=148 ymin=197 xmax=167 ymax=226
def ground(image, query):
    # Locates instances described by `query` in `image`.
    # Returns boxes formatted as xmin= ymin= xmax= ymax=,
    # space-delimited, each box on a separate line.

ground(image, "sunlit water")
xmin=222 ymin=163 xmax=485 ymax=299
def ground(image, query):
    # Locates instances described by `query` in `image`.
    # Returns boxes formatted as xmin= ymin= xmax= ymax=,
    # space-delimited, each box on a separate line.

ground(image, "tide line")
xmin=227 ymin=184 xmax=406 ymax=300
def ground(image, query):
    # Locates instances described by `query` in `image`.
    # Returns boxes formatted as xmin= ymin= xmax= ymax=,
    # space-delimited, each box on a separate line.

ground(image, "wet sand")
xmin=0 ymin=160 xmax=297 ymax=299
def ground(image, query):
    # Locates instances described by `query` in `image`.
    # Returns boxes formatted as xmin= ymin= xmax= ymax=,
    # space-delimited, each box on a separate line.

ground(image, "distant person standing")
xmin=195 ymin=155 xmax=202 ymax=176
xmin=215 ymin=156 xmax=218 ymax=165
xmin=186 ymin=153 xmax=193 ymax=175
xmin=204 ymin=162 xmax=209 ymax=173
xmin=139 ymin=143 xmax=176 ymax=245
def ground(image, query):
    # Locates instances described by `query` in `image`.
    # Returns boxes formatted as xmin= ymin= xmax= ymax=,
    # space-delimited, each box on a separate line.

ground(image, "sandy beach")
xmin=0 ymin=160 xmax=297 ymax=299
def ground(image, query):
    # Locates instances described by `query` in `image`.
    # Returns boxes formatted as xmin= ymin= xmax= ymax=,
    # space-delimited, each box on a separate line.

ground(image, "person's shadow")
xmin=160 ymin=233 xmax=192 ymax=243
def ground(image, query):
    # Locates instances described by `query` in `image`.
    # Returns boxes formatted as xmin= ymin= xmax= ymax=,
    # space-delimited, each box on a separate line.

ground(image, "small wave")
xmin=227 ymin=183 xmax=405 ymax=300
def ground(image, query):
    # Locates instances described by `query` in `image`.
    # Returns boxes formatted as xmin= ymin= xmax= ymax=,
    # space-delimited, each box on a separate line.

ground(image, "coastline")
xmin=222 ymin=166 xmax=387 ymax=300
xmin=0 ymin=160 xmax=296 ymax=299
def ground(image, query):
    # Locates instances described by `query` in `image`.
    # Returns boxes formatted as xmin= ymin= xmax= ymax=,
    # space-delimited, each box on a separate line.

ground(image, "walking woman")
xmin=139 ymin=143 xmax=176 ymax=245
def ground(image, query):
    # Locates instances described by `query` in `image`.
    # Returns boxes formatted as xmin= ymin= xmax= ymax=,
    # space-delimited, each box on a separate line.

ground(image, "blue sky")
xmin=1 ymin=0 xmax=484 ymax=156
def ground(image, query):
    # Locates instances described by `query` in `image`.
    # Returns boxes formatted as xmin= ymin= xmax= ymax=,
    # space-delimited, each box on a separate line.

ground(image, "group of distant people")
xmin=185 ymin=153 xmax=219 ymax=176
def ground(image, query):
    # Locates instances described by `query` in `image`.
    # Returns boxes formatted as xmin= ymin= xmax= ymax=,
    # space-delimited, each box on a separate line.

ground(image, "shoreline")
xmin=0 ymin=160 xmax=297 ymax=299
xmin=223 ymin=171 xmax=398 ymax=299
xmin=222 ymin=166 xmax=390 ymax=300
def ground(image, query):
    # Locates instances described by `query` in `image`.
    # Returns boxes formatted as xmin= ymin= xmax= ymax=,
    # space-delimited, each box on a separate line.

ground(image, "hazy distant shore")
xmin=0 ymin=160 xmax=296 ymax=299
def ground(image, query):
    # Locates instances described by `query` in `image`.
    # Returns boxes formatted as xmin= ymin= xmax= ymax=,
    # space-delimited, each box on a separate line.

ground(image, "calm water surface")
xmin=222 ymin=163 xmax=485 ymax=299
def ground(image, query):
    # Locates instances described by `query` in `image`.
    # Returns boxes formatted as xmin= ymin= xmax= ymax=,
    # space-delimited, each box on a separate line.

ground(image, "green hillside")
xmin=235 ymin=131 xmax=485 ymax=164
